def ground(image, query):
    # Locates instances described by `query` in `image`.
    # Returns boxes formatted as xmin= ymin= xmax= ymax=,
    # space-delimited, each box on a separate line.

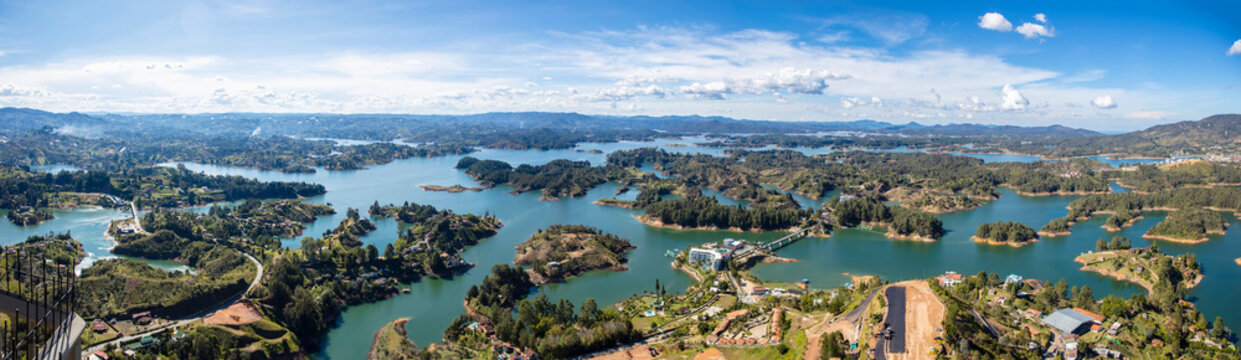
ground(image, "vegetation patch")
xmin=514 ymin=225 xmax=635 ymax=284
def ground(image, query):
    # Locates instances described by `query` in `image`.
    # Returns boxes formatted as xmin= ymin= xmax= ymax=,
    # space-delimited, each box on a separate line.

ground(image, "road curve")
xmin=82 ymin=250 xmax=263 ymax=355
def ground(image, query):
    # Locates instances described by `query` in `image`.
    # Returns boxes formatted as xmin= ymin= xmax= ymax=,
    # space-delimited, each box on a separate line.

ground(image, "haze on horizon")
xmin=0 ymin=0 xmax=1238 ymax=131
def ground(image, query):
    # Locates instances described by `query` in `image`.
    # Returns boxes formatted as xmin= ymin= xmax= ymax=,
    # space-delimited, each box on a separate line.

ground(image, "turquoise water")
xmin=3 ymin=141 xmax=1236 ymax=358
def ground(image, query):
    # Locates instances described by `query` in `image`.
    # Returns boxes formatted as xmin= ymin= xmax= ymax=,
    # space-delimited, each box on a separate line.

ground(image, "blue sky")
xmin=0 ymin=0 xmax=1238 ymax=130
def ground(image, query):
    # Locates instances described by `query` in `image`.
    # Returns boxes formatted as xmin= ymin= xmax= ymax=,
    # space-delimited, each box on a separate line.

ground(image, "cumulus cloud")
xmin=678 ymin=68 xmax=849 ymax=100
xmin=999 ymin=84 xmax=1029 ymax=111
xmin=1034 ymin=13 xmax=1047 ymax=23
xmin=1091 ymin=95 xmax=1117 ymax=109
xmin=978 ymin=13 xmax=1013 ymax=32
xmin=841 ymin=96 xmax=883 ymax=109
xmin=1229 ymin=39 xmax=1241 ymax=56
xmin=1016 ymin=22 xmax=1054 ymax=39
xmin=0 ymin=83 xmax=50 ymax=97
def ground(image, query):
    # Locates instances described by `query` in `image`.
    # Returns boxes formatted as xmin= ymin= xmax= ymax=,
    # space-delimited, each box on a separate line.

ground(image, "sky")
xmin=0 ymin=0 xmax=1239 ymax=130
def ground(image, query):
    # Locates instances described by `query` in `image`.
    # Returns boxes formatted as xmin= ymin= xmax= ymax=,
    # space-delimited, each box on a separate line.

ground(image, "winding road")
xmin=82 ymin=251 xmax=263 ymax=356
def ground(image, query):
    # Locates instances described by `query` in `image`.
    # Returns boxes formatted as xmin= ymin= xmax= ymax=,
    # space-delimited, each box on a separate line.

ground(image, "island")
xmin=1038 ymin=218 xmax=1073 ymax=237
xmin=828 ymin=195 xmax=946 ymax=241
xmin=1143 ymin=208 xmax=1227 ymax=243
xmin=513 ymin=225 xmax=635 ymax=284
xmin=6 ymin=207 xmax=54 ymax=225
xmin=1075 ymin=241 xmax=1203 ymax=294
xmin=972 ymin=221 xmax=1039 ymax=247
xmin=367 ymin=318 xmax=420 ymax=360
xmin=418 ymin=184 xmax=485 ymax=193
xmin=887 ymin=187 xmax=986 ymax=214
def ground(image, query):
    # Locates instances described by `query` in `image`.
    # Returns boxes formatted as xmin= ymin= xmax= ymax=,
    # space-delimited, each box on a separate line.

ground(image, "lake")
xmin=2 ymin=139 xmax=1237 ymax=358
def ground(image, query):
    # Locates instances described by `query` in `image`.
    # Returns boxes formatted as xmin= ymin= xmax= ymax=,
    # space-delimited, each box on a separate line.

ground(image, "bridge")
xmin=758 ymin=226 xmax=817 ymax=251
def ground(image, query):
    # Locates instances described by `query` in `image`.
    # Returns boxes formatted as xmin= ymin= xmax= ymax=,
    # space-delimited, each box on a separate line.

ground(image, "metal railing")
xmin=0 ymin=244 xmax=79 ymax=360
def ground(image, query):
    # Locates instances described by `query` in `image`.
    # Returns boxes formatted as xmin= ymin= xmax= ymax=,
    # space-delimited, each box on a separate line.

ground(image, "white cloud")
xmin=1016 ymin=23 xmax=1054 ymax=39
xmin=1091 ymin=95 xmax=1117 ymax=109
xmin=1229 ymin=39 xmax=1241 ymax=56
xmin=999 ymin=84 xmax=1029 ymax=111
xmin=841 ymin=96 xmax=883 ymax=109
xmin=820 ymin=11 xmax=928 ymax=45
xmin=0 ymin=26 xmax=1170 ymax=128
xmin=978 ymin=13 xmax=1013 ymax=32
xmin=0 ymin=83 xmax=50 ymax=97
xmin=572 ymin=85 xmax=667 ymax=102
xmin=677 ymin=68 xmax=850 ymax=100
xmin=1034 ymin=13 xmax=1047 ymax=23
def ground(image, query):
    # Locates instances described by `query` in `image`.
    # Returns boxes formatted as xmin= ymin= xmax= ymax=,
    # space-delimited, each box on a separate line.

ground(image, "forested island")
xmin=972 ymin=221 xmax=1039 ymax=246
xmin=513 ymin=225 xmax=635 ymax=284
xmin=1042 ymin=187 xmax=1241 ymax=237
xmin=639 ymin=193 xmax=810 ymax=232
xmin=1144 ymin=208 xmax=1228 ymax=243
xmin=826 ymin=195 xmax=945 ymax=241
xmin=370 ymin=201 xmax=503 ymax=278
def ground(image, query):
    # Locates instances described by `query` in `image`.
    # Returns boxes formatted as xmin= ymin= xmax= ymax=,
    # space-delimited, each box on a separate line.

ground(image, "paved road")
xmin=885 ymin=286 xmax=907 ymax=353
xmin=82 ymin=251 xmax=263 ymax=355
xmin=129 ymin=202 xmax=147 ymax=234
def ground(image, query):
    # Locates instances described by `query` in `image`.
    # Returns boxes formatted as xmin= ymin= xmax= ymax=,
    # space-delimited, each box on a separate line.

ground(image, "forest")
xmin=973 ymin=221 xmax=1039 ymax=244
xmin=458 ymin=264 xmax=640 ymax=359
xmin=371 ymin=201 xmax=503 ymax=278
xmin=0 ymin=164 xmax=325 ymax=218
xmin=1145 ymin=208 xmax=1228 ymax=241
xmin=641 ymin=193 xmax=810 ymax=231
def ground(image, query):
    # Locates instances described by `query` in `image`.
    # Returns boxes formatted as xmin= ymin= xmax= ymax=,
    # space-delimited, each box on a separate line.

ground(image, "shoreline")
xmin=884 ymin=231 xmax=937 ymax=242
xmin=418 ymin=184 xmax=484 ymax=193
xmin=593 ymin=199 xmax=640 ymax=209
xmin=1141 ymin=233 xmax=1215 ymax=244
xmin=634 ymin=215 xmax=797 ymax=233
xmin=1102 ymin=215 xmax=1143 ymax=232
xmin=970 ymin=235 xmax=1037 ymax=247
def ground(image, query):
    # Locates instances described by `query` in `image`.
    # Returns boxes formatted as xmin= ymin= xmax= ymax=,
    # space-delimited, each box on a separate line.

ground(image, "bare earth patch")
xmin=204 ymin=301 xmax=262 ymax=326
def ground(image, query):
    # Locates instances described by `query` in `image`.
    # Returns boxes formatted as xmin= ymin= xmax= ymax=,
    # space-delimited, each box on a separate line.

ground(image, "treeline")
xmin=1062 ymin=187 xmax=1241 ymax=220
xmin=1145 ymin=208 xmax=1227 ymax=241
xmin=974 ymin=221 xmax=1038 ymax=244
xmin=457 ymin=157 xmax=640 ymax=198
xmin=0 ymin=128 xmax=474 ymax=174
xmin=0 ymin=164 xmax=326 ymax=214
xmin=320 ymin=208 xmax=377 ymax=248
xmin=642 ymin=193 xmax=810 ymax=231
xmin=1109 ymin=162 xmax=1241 ymax=192
xmin=458 ymin=265 xmax=639 ymax=359
xmin=826 ymin=196 xmax=945 ymax=239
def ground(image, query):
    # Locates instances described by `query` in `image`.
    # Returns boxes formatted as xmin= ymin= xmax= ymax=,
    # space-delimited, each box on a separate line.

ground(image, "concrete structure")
xmin=688 ymin=247 xmax=727 ymax=270
xmin=1043 ymin=308 xmax=1099 ymax=335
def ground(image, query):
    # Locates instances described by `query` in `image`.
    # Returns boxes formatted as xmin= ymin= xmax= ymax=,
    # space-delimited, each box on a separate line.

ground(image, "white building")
xmin=688 ymin=247 xmax=726 ymax=270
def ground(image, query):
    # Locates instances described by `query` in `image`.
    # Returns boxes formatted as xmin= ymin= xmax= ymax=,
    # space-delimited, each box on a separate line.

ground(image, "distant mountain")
xmin=892 ymin=123 xmax=1101 ymax=138
xmin=0 ymin=107 xmax=1103 ymax=139
xmin=0 ymin=107 xmax=107 ymax=137
xmin=1032 ymin=114 xmax=1241 ymax=157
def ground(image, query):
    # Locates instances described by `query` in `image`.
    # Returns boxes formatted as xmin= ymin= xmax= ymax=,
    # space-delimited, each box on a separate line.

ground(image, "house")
xmin=751 ymin=287 xmax=769 ymax=296
xmin=89 ymin=351 xmax=109 ymax=360
xmin=937 ymin=271 xmax=963 ymax=287
xmin=91 ymin=319 xmax=109 ymax=333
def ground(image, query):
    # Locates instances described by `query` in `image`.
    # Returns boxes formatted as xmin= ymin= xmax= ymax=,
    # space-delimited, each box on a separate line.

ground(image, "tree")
xmin=580 ymin=298 xmax=600 ymax=326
